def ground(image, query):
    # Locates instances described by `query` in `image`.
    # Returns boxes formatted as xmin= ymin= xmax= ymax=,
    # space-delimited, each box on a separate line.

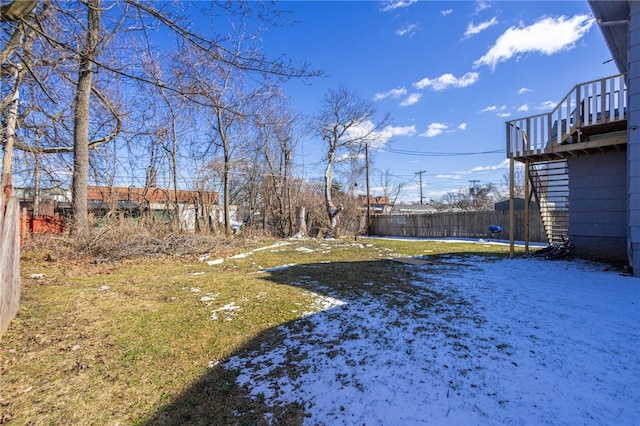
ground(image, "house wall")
xmin=568 ymin=153 xmax=627 ymax=263
xmin=629 ymin=2 xmax=640 ymax=275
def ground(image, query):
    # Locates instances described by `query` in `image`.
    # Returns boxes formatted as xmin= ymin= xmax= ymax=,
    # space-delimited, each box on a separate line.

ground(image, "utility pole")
xmin=415 ymin=170 xmax=426 ymax=205
xmin=365 ymin=143 xmax=371 ymax=234
xmin=469 ymin=179 xmax=480 ymax=208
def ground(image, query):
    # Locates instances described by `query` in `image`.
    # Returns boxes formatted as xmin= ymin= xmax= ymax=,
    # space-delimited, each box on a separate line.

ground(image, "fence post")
xmin=0 ymin=194 xmax=21 ymax=338
xmin=524 ymin=159 xmax=530 ymax=255
xmin=509 ymin=158 xmax=515 ymax=258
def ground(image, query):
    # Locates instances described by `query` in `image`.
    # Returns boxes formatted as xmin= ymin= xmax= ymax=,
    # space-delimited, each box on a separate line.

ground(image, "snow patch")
xmin=211 ymin=302 xmax=242 ymax=320
xmin=224 ymin=258 xmax=640 ymax=425
xmin=261 ymin=264 xmax=297 ymax=272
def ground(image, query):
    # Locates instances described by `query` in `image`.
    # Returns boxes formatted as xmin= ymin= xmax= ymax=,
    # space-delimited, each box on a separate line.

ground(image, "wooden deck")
xmin=507 ymin=74 xmax=627 ymax=162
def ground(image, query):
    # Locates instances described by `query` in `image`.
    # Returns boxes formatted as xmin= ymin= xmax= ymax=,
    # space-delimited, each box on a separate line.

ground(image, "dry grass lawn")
xmin=0 ymin=236 xmax=520 ymax=425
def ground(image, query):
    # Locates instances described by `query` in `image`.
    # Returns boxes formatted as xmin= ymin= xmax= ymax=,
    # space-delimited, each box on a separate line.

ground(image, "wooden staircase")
xmin=528 ymin=160 xmax=569 ymax=244
xmin=507 ymin=74 xmax=628 ymax=246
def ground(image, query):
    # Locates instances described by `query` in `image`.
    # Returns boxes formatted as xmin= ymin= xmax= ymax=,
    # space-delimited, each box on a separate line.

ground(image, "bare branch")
xmin=0 ymin=0 xmax=38 ymax=22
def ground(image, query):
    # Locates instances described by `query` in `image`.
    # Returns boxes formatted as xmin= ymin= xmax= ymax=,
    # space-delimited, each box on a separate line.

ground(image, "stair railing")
xmin=507 ymin=74 xmax=626 ymax=158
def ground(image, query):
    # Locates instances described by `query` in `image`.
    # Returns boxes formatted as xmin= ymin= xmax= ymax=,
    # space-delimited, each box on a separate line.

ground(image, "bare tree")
xmin=172 ymin=41 xmax=257 ymax=237
xmin=1 ymin=0 xmax=38 ymax=184
xmin=437 ymin=182 xmax=499 ymax=211
xmin=237 ymin=143 xmax=264 ymax=228
xmin=314 ymin=86 xmax=390 ymax=237
xmin=2 ymin=0 xmax=122 ymax=240
xmin=3 ymin=0 xmax=321 ymax=240
xmin=439 ymin=188 xmax=470 ymax=210
xmin=255 ymin=91 xmax=300 ymax=236
xmin=377 ymin=168 xmax=405 ymax=207
xmin=500 ymin=167 xmax=525 ymax=199
xmin=71 ymin=0 xmax=101 ymax=240
xmin=471 ymin=183 xmax=498 ymax=210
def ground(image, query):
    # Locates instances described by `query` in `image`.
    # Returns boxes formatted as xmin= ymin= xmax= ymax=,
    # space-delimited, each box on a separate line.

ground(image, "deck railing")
xmin=507 ymin=74 xmax=627 ymax=158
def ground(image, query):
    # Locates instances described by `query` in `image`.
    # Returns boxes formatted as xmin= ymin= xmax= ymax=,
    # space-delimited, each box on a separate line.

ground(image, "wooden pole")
xmin=509 ymin=157 xmax=515 ymax=258
xmin=524 ymin=159 xmax=530 ymax=255
xmin=0 ymin=173 xmax=19 ymax=338
xmin=365 ymin=143 xmax=371 ymax=235
xmin=2 ymin=73 xmax=18 ymax=180
xmin=2 ymin=173 xmax=12 ymax=199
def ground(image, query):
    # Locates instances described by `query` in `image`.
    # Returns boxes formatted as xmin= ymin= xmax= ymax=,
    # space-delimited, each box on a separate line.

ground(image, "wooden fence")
xmin=369 ymin=210 xmax=545 ymax=242
xmin=1 ymin=194 xmax=21 ymax=339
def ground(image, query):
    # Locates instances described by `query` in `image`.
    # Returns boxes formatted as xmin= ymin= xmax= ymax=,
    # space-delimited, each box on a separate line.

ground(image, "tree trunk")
xmin=2 ymin=69 xmax=19 ymax=178
xmin=171 ymin=126 xmax=180 ymax=232
xmin=324 ymin=148 xmax=342 ymax=238
xmin=223 ymin=143 xmax=231 ymax=237
xmin=33 ymin=152 xmax=40 ymax=215
xmin=72 ymin=0 xmax=100 ymax=242
xmin=0 ymin=0 xmax=38 ymax=22
xmin=294 ymin=206 xmax=306 ymax=238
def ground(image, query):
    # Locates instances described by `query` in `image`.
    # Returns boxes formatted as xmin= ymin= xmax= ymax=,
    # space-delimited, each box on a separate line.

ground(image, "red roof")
xmin=358 ymin=195 xmax=390 ymax=205
xmin=87 ymin=186 xmax=218 ymax=205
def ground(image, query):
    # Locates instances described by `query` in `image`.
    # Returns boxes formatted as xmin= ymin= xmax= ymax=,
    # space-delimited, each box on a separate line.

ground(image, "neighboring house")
xmin=16 ymin=184 xmax=231 ymax=233
xmin=359 ymin=195 xmax=393 ymax=214
xmin=391 ymin=204 xmax=438 ymax=214
xmin=84 ymin=185 xmax=230 ymax=232
xmin=15 ymin=187 xmax=67 ymax=234
xmin=85 ymin=185 xmax=218 ymax=212
xmin=15 ymin=187 xmax=68 ymax=215
xmin=506 ymin=1 xmax=638 ymax=275
xmin=494 ymin=198 xmax=538 ymax=212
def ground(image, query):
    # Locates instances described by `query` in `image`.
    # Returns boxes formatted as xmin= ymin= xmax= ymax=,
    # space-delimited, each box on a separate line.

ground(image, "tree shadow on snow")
xmin=141 ymin=254 xmax=483 ymax=426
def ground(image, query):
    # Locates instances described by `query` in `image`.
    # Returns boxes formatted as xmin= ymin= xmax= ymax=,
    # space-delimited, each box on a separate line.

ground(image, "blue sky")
xmin=236 ymin=0 xmax=619 ymax=203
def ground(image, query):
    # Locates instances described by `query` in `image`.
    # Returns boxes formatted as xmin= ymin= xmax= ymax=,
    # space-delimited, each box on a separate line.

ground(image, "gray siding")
xmin=630 ymin=2 xmax=640 ymax=274
xmin=568 ymin=153 xmax=627 ymax=263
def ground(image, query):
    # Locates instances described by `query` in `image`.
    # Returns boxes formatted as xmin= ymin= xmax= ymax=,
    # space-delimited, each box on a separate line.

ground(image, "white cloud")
xmin=463 ymin=16 xmax=498 ymax=39
xmin=336 ymin=152 xmax=363 ymax=163
xmin=414 ymin=72 xmax=479 ymax=91
xmin=397 ymin=23 xmax=418 ymax=37
xmin=379 ymin=125 xmax=416 ymax=140
xmin=517 ymin=104 xmax=530 ymax=112
xmin=479 ymin=105 xmax=498 ymax=113
xmin=441 ymin=9 xmax=453 ymax=16
xmin=380 ymin=0 xmax=417 ymax=12
xmin=468 ymin=159 xmax=510 ymax=173
xmin=475 ymin=0 xmax=491 ymax=14
xmin=399 ymin=93 xmax=422 ymax=107
xmin=446 ymin=160 xmax=510 ymax=178
xmin=420 ymin=122 xmax=449 ymax=138
xmin=458 ymin=123 xmax=467 ymax=130
xmin=371 ymin=125 xmax=416 ymax=148
xmin=518 ymin=87 xmax=533 ymax=95
xmin=374 ymin=87 xmax=407 ymax=101
xmin=348 ymin=123 xmax=416 ymax=149
xmin=478 ymin=105 xmax=506 ymax=113
xmin=436 ymin=174 xmax=462 ymax=180
xmin=538 ymin=100 xmax=558 ymax=110
xmin=423 ymin=162 xmax=516 ymax=192
xmin=474 ymin=14 xmax=595 ymax=70
xmin=498 ymin=112 xmax=512 ymax=118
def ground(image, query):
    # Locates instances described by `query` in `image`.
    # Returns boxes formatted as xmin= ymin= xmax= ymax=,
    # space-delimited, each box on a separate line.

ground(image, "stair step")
xmin=528 ymin=159 xmax=569 ymax=244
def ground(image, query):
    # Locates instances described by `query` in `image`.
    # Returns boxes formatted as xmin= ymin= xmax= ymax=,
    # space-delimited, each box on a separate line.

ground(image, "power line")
xmin=381 ymin=148 xmax=505 ymax=157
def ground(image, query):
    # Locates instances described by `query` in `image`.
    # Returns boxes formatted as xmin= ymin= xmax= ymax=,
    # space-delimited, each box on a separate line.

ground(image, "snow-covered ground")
xmin=224 ymin=255 xmax=640 ymax=425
